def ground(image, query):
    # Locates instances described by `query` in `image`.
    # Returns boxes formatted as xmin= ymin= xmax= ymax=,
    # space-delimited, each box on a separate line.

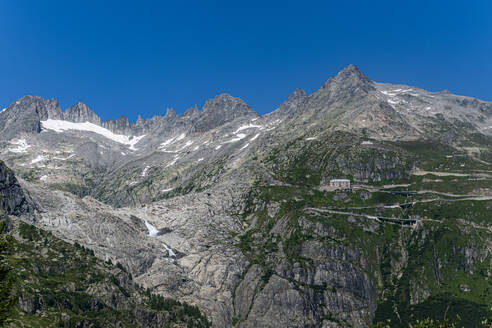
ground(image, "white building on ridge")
xmin=329 ymin=179 xmax=351 ymax=189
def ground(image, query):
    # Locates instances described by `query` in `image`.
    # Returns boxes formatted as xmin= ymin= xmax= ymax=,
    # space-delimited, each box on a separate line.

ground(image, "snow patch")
xmin=0 ymin=107 xmax=7 ymax=113
xmin=361 ymin=141 xmax=373 ymax=145
xmin=128 ymin=135 xmax=146 ymax=151
xmin=240 ymin=143 xmax=249 ymax=150
xmin=250 ymin=133 xmax=260 ymax=141
xmin=176 ymin=133 xmax=186 ymax=142
xmin=159 ymin=133 xmax=190 ymax=152
xmin=160 ymin=137 xmax=177 ymax=148
xmin=381 ymin=88 xmax=412 ymax=97
xmin=40 ymin=175 xmax=48 ymax=181
xmin=9 ymin=139 xmax=31 ymax=153
xmin=53 ymin=154 xmax=75 ymax=161
xmin=141 ymin=165 xmax=150 ymax=177
xmin=224 ymin=133 xmax=247 ymax=143
xmin=306 ymin=137 xmax=317 ymax=141
xmin=179 ymin=140 xmax=194 ymax=150
xmin=197 ymin=158 xmax=204 ymax=162
xmin=161 ymin=188 xmax=173 ymax=192
xmin=166 ymin=155 xmax=179 ymax=167
xmin=215 ymin=145 xmax=222 ymax=150
xmin=41 ymin=119 xmax=146 ymax=149
xmin=235 ymin=124 xmax=262 ymax=133
xmin=31 ymin=155 xmax=47 ymax=164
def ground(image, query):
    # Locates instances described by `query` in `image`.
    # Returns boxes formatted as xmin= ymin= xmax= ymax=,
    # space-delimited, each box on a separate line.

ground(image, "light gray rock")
xmin=64 ymin=101 xmax=101 ymax=124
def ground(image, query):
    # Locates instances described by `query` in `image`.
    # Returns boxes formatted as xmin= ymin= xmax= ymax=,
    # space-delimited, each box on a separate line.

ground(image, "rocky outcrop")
xmin=0 ymin=96 xmax=62 ymax=139
xmin=7 ymin=219 xmax=211 ymax=327
xmin=309 ymin=64 xmax=376 ymax=109
xmin=0 ymin=161 xmax=30 ymax=215
xmin=102 ymin=116 xmax=132 ymax=135
xmin=193 ymin=94 xmax=258 ymax=132
xmin=63 ymin=101 xmax=101 ymax=125
xmin=269 ymin=88 xmax=309 ymax=120
xmin=164 ymin=108 xmax=177 ymax=120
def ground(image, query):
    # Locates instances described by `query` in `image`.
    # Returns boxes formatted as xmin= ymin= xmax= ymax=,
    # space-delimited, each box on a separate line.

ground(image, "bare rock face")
xmin=102 ymin=116 xmax=132 ymax=135
xmin=0 ymin=161 xmax=30 ymax=215
xmin=164 ymin=108 xmax=178 ymax=120
xmin=194 ymin=94 xmax=258 ymax=132
xmin=309 ymin=64 xmax=376 ymax=109
xmin=0 ymin=96 xmax=62 ymax=139
xmin=63 ymin=101 xmax=101 ymax=125
xmin=268 ymin=88 xmax=309 ymax=120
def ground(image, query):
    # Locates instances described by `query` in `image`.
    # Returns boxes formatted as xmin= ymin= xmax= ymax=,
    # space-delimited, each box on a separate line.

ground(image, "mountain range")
xmin=0 ymin=65 xmax=491 ymax=327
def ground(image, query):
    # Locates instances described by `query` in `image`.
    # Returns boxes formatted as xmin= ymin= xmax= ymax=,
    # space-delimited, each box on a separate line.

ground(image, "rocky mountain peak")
xmin=4 ymin=96 xmax=63 ymax=121
xmin=136 ymin=115 xmax=145 ymax=126
xmin=63 ymin=101 xmax=101 ymax=125
xmin=201 ymin=94 xmax=253 ymax=114
xmin=194 ymin=93 xmax=258 ymax=132
xmin=45 ymin=98 xmax=64 ymax=120
xmin=182 ymin=105 xmax=199 ymax=118
xmin=270 ymin=88 xmax=309 ymax=119
xmin=307 ymin=65 xmax=376 ymax=112
xmin=324 ymin=64 xmax=374 ymax=91
xmin=102 ymin=116 xmax=132 ymax=135
xmin=338 ymin=64 xmax=367 ymax=77
xmin=289 ymin=88 xmax=308 ymax=100
xmin=164 ymin=108 xmax=177 ymax=120
xmin=0 ymin=95 xmax=64 ymax=139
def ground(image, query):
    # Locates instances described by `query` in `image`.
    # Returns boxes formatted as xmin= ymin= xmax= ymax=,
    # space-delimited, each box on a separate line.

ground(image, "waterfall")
xmin=144 ymin=219 xmax=159 ymax=237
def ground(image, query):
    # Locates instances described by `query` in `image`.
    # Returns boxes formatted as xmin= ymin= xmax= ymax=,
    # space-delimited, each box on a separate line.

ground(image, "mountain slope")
xmin=0 ymin=218 xmax=211 ymax=328
xmin=0 ymin=65 xmax=491 ymax=327
xmin=0 ymin=161 xmax=211 ymax=327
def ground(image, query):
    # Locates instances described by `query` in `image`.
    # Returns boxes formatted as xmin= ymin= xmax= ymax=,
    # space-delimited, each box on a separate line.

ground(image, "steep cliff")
xmin=0 ymin=161 xmax=30 ymax=216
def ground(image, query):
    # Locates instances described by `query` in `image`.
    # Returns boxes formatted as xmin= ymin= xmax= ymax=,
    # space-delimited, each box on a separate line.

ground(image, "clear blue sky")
xmin=1 ymin=0 xmax=491 ymax=121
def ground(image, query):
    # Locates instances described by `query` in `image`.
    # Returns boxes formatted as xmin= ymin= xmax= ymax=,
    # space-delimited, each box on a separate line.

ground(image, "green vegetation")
xmin=265 ymin=131 xmax=415 ymax=186
xmin=405 ymin=199 xmax=492 ymax=224
xmin=407 ymin=174 xmax=492 ymax=195
xmin=48 ymin=182 xmax=90 ymax=198
xmin=235 ymin=146 xmax=491 ymax=327
xmin=0 ymin=219 xmax=211 ymax=327
xmin=146 ymin=292 xmax=209 ymax=326
xmin=0 ymin=220 xmax=16 ymax=326
xmin=372 ymin=315 xmax=490 ymax=327
xmin=263 ymin=130 xmax=491 ymax=194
